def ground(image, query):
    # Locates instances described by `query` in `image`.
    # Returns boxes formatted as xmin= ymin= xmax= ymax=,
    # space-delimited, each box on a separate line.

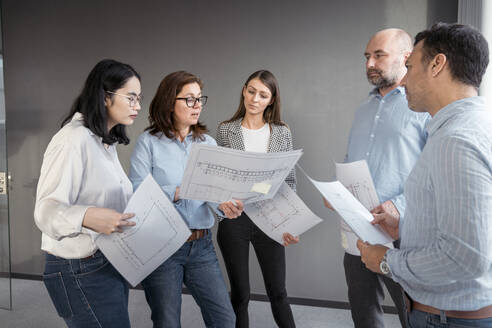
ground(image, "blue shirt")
xmin=387 ymin=96 xmax=492 ymax=311
xmin=343 ymin=87 xmax=429 ymax=255
xmin=129 ymin=131 xmax=219 ymax=229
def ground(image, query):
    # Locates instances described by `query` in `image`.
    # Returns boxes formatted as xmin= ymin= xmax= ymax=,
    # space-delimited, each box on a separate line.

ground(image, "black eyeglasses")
xmin=106 ymin=91 xmax=143 ymax=107
xmin=176 ymin=96 xmax=208 ymax=108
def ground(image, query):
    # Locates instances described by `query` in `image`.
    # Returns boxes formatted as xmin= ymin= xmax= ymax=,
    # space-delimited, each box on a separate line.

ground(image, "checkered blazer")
xmin=216 ymin=118 xmax=297 ymax=191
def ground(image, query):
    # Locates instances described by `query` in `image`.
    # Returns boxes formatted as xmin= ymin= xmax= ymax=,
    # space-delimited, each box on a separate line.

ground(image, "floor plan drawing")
xmin=119 ymin=202 xmax=178 ymax=265
xmin=336 ymin=160 xmax=380 ymax=210
xmin=96 ymin=174 xmax=191 ymax=287
xmin=180 ymin=144 xmax=303 ymax=204
xmin=244 ymin=182 xmax=322 ymax=244
xmin=297 ymin=167 xmax=393 ymax=246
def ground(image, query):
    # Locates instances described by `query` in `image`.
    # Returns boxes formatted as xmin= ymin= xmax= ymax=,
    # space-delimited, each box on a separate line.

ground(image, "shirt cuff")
xmin=386 ymin=248 xmax=404 ymax=285
xmin=391 ymin=197 xmax=406 ymax=219
xmin=209 ymin=202 xmax=226 ymax=219
xmin=77 ymin=206 xmax=99 ymax=241
xmin=57 ymin=204 xmax=93 ymax=240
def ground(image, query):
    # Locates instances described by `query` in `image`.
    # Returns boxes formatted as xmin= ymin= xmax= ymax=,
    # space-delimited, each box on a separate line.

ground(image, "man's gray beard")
xmin=368 ymin=75 xmax=397 ymax=89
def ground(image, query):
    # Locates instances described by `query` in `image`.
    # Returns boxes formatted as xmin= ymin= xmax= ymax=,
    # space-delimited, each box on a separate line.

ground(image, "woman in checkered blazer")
xmin=216 ymin=70 xmax=298 ymax=328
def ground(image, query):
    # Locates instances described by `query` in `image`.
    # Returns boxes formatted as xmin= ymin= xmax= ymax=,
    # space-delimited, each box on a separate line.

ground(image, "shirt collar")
xmin=369 ymin=86 xmax=405 ymax=99
xmin=72 ymin=112 xmax=84 ymax=121
xmin=426 ymin=96 xmax=486 ymax=137
xmin=171 ymin=131 xmax=194 ymax=144
xmin=72 ymin=112 xmax=95 ymax=136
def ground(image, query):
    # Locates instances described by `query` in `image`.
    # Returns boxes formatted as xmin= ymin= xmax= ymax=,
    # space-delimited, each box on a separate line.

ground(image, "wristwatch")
xmin=380 ymin=252 xmax=392 ymax=277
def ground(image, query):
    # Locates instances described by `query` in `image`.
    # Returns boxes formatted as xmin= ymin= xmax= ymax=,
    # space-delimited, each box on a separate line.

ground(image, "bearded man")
xmin=324 ymin=28 xmax=429 ymax=328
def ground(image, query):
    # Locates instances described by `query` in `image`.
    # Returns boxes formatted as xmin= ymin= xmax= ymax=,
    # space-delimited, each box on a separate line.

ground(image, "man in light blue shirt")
xmin=326 ymin=28 xmax=429 ymax=328
xmin=359 ymin=23 xmax=492 ymax=327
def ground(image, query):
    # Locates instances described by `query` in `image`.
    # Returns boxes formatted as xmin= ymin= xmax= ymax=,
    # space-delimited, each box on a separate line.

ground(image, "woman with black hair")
xmin=34 ymin=59 xmax=142 ymax=328
xmin=216 ymin=70 xmax=298 ymax=328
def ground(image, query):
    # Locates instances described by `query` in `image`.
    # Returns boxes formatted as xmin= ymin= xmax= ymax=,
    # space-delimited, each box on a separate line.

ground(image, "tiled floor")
xmin=0 ymin=279 xmax=402 ymax=327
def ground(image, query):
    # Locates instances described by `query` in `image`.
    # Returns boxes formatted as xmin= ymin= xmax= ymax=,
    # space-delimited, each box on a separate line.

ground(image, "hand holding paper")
xmin=219 ymin=199 xmax=244 ymax=219
xmin=296 ymin=164 xmax=393 ymax=245
xmin=96 ymin=174 xmax=191 ymax=287
xmin=371 ymin=212 xmax=399 ymax=240
xmin=244 ymin=182 xmax=322 ymax=245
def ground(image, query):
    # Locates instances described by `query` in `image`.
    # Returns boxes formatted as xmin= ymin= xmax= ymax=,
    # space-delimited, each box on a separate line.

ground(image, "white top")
xmin=34 ymin=112 xmax=133 ymax=259
xmin=241 ymin=123 xmax=270 ymax=153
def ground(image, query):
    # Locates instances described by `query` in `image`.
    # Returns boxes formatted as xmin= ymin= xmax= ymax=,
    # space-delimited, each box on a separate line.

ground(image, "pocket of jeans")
xmin=43 ymin=272 xmax=73 ymax=318
xmin=77 ymin=252 xmax=109 ymax=276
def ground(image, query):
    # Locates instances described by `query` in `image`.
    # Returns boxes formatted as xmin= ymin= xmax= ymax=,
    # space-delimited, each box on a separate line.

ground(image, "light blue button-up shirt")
xmin=343 ymin=87 xmax=429 ymax=254
xmin=387 ymin=96 xmax=492 ymax=311
xmin=129 ymin=131 xmax=219 ymax=229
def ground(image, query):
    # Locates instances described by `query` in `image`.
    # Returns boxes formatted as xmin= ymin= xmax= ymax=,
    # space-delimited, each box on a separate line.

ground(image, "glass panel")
xmin=0 ymin=4 xmax=13 ymax=310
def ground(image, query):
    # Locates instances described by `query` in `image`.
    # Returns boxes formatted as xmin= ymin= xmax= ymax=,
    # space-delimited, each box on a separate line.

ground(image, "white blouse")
xmin=241 ymin=123 xmax=270 ymax=153
xmin=34 ymin=113 xmax=133 ymax=259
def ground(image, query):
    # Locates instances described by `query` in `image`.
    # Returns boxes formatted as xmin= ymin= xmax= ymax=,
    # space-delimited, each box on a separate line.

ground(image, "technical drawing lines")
xmin=196 ymin=161 xmax=288 ymax=183
xmin=252 ymin=191 xmax=302 ymax=230
xmin=346 ymin=181 xmax=379 ymax=210
xmin=120 ymin=202 xmax=178 ymax=265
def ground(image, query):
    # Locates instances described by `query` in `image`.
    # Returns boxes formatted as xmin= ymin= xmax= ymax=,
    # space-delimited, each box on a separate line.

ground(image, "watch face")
xmin=380 ymin=261 xmax=390 ymax=275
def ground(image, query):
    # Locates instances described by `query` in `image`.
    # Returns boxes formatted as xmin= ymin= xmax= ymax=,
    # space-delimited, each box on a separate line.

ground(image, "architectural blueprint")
xmin=335 ymin=160 xmax=379 ymax=210
xmin=335 ymin=160 xmax=393 ymax=248
xmin=96 ymin=174 xmax=191 ymax=287
xmin=297 ymin=166 xmax=393 ymax=245
xmin=244 ymin=182 xmax=322 ymax=244
xmin=180 ymin=144 xmax=303 ymax=204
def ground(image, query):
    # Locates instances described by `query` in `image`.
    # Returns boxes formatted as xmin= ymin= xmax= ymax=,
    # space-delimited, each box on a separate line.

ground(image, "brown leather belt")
xmin=404 ymin=293 xmax=492 ymax=319
xmin=81 ymin=250 xmax=101 ymax=260
xmin=187 ymin=229 xmax=208 ymax=242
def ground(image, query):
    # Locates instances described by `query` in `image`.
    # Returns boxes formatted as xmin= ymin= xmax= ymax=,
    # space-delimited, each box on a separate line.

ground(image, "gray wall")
xmin=1 ymin=0 xmax=457 ymax=304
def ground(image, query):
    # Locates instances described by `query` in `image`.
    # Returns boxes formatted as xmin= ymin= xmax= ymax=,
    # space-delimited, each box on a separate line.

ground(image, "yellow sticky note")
xmin=251 ymin=182 xmax=272 ymax=194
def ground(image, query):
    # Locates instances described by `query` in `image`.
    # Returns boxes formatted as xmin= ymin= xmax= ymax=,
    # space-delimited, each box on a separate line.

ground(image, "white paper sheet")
xmin=244 ymin=182 xmax=323 ymax=244
xmin=96 ymin=174 xmax=191 ymax=287
xmin=335 ymin=160 xmax=379 ymax=210
xmin=180 ymin=144 xmax=303 ymax=204
xmin=296 ymin=165 xmax=393 ymax=245
xmin=335 ymin=160 xmax=394 ymax=250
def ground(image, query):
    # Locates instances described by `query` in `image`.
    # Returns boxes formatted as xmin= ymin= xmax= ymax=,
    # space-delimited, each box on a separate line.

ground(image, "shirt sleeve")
xmin=34 ymin=142 xmax=91 ymax=241
xmin=389 ymin=194 xmax=406 ymax=218
xmin=388 ymin=136 xmax=492 ymax=285
xmin=389 ymin=112 xmax=428 ymax=222
xmin=283 ymin=126 xmax=297 ymax=192
xmin=129 ymin=134 xmax=179 ymax=203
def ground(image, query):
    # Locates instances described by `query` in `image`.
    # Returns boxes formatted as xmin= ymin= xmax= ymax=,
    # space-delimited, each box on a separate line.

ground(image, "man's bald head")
xmin=370 ymin=28 xmax=413 ymax=54
xmin=364 ymin=28 xmax=412 ymax=91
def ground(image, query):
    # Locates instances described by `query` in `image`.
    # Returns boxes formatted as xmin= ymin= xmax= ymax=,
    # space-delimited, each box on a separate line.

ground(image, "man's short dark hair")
xmin=415 ymin=22 xmax=489 ymax=89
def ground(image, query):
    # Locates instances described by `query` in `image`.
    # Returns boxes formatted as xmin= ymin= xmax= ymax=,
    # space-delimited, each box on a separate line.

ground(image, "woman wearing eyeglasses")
xmin=129 ymin=70 xmax=242 ymax=328
xmin=34 ymin=59 xmax=142 ymax=328
xmin=216 ymin=70 xmax=298 ymax=328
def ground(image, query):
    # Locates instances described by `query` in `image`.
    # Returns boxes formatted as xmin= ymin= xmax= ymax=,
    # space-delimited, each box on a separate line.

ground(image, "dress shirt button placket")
xmin=181 ymin=142 xmax=191 ymax=219
xmin=366 ymin=101 xmax=384 ymax=158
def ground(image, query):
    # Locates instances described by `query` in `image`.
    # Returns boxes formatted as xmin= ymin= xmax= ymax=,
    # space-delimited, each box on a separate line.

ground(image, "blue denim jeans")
xmin=43 ymin=250 xmax=130 ymax=328
xmin=409 ymin=310 xmax=492 ymax=327
xmin=141 ymin=231 xmax=235 ymax=328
